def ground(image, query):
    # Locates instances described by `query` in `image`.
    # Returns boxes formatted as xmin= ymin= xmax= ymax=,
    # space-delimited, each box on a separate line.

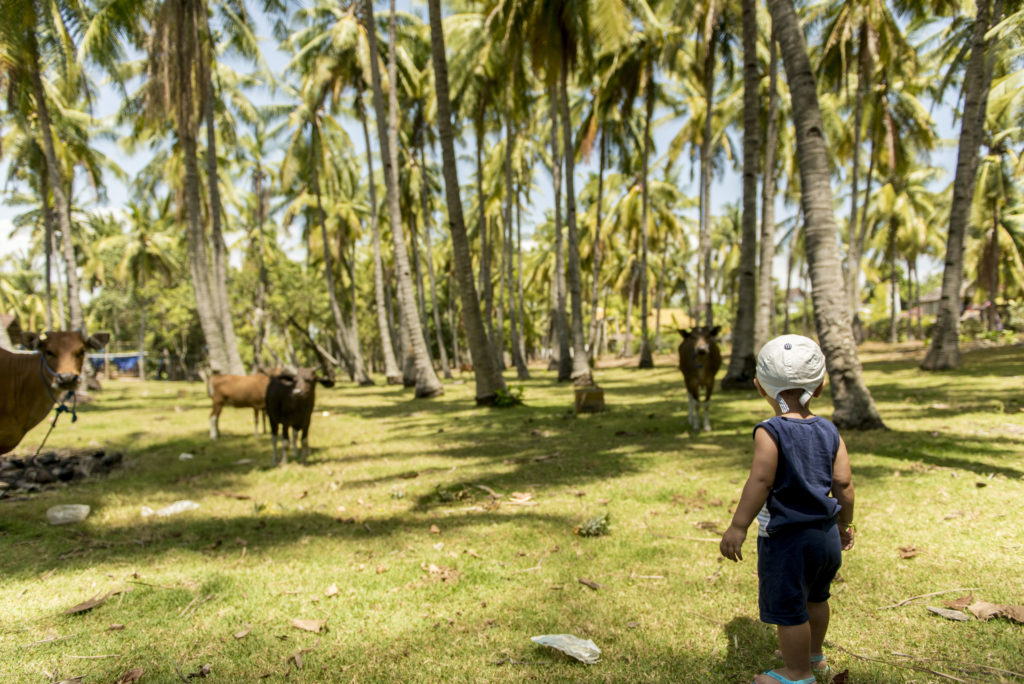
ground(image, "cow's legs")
xmin=271 ymin=422 xmax=283 ymax=465
xmin=702 ymin=401 xmax=711 ymax=431
xmin=687 ymin=395 xmax=699 ymax=431
xmin=252 ymin=409 xmax=260 ymax=436
xmin=290 ymin=428 xmax=299 ymax=463
xmin=300 ymin=427 xmax=310 ymax=464
xmin=210 ymin=405 xmax=221 ymax=440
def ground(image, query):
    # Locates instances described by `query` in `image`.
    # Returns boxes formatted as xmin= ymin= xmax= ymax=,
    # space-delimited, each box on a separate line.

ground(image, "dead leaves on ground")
xmin=114 ymin=667 xmax=144 ymax=684
xmin=926 ymin=593 xmax=1024 ymax=624
xmin=291 ymin=618 xmax=327 ymax=634
xmin=63 ymin=586 xmax=133 ymax=615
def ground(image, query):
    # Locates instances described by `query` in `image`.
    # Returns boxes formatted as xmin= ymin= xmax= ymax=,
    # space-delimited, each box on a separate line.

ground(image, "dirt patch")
xmin=0 ymin=448 xmax=125 ymax=499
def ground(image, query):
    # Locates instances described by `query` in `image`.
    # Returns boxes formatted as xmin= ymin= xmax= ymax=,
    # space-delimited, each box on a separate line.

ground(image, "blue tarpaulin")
xmin=88 ymin=354 xmax=143 ymax=373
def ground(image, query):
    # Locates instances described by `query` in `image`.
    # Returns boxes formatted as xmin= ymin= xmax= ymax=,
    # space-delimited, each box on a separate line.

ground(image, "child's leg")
xmin=807 ymin=600 xmax=829 ymax=660
xmin=757 ymin=622 xmax=814 ymax=683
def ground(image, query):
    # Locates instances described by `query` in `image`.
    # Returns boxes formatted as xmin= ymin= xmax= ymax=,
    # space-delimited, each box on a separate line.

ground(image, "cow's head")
xmin=678 ymin=326 xmax=721 ymax=355
xmin=22 ymin=331 xmax=110 ymax=390
xmin=278 ymin=366 xmax=334 ymax=397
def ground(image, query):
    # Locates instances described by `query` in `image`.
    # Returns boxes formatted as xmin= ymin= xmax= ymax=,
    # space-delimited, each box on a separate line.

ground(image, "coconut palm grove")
xmin=1 ymin=0 xmax=1023 ymax=681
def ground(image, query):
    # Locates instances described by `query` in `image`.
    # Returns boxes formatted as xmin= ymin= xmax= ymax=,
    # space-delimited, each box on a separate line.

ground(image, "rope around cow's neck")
xmin=32 ymin=353 xmax=78 ymax=460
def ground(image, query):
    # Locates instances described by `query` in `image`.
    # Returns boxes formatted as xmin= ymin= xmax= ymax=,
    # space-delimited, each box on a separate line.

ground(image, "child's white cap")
xmin=756 ymin=335 xmax=826 ymax=407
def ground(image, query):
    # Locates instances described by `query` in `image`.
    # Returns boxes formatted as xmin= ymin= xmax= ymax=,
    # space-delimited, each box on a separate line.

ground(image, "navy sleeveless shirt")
xmin=755 ymin=416 xmax=842 ymax=537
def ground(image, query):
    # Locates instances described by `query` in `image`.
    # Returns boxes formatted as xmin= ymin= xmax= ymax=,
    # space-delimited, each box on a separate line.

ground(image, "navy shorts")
xmin=757 ymin=523 xmax=842 ymax=626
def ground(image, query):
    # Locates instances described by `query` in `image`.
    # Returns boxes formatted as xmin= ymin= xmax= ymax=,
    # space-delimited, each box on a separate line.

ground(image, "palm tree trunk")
xmin=505 ymin=115 xmax=529 ymax=379
xmin=845 ymin=29 xmax=870 ymax=322
xmin=202 ymin=46 xmax=244 ymax=374
xmin=560 ymin=57 xmax=593 ymax=384
xmin=768 ymin=0 xmax=885 ymax=430
xmin=923 ymin=0 xmax=1000 ymax=369
xmin=621 ymin=262 xmax=638 ymax=356
xmin=548 ymin=81 xmax=572 ymax=381
xmin=638 ymin=66 xmax=655 ymax=369
xmin=754 ymin=32 xmax=779 ymax=352
xmin=420 ymin=144 xmax=452 ymax=379
xmin=30 ymin=53 xmax=84 ymax=332
xmin=987 ymin=199 xmax=1000 ymax=331
xmin=51 ymin=214 xmax=67 ymax=329
xmin=888 ymin=221 xmax=898 ymax=343
xmin=654 ymin=240 xmax=668 ymax=351
xmin=358 ymin=97 xmax=402 ymax=384
xmin=849 ymin=137 xmax=876 ymax=342
xmin=409 ymin=210 xmax=436 ymax=368
xmin=588 ymin=131 xmax=605 ymax=362
xmin=698 ymin=18 xmax=717 ymax=328
xmin=723 ymin=0 xmax=759 ymax=389
xmin=475 ymin=112 xmax=495 ymax=353
xmin=311 ymin=123 xmax=372 ymax=385
xmin=427 ymin=0 xmax=505 ymax=402
xmin=515 ymin=179 xmax=530 ymax=374
xmin=170 ymin=1 xmax=230 ymax=373
xmin=40 ymin=171 xmax=54 ymax=330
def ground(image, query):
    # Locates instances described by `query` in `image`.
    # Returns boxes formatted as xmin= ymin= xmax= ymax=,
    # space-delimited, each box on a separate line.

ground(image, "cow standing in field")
xmin=266 ymin=367 xmax=334 ymax=465
xmin=678 ymin=326 xmax=722 ymax=432
xmin=0 ymin=331 xmax=110 ymax=455
xmin=208 ymin=372 xmax=275 ymax=440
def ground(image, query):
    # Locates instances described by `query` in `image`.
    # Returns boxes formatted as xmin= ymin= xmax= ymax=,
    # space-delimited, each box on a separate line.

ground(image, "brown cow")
xmin=0 ymin=331 xmax=110 ymax=455
xmin=266 ymin=366 xmax=333 ymax=465
xmin=208 ymin=372 xmax=277 ymax=440
xmin=678 ymin=326 xmax=722 ymax=432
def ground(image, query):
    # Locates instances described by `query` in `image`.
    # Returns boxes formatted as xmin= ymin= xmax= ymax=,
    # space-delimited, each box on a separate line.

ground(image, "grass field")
xmin=2 ymin=342 xmax=1023 ymax=683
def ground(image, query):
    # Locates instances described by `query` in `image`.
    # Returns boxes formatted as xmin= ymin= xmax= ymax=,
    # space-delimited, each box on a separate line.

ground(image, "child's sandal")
xmin=754 ymin=670 xmax=817 ymax=684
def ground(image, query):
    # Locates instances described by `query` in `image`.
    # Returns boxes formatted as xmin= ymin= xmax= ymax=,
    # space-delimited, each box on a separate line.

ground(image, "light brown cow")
xmin=208 ymin=372 xmax=276 ymax=440
xmin=678 ymin=326 xmax=722 ymax=432
xmin=0 ymin=331 xmax=110 ymax=455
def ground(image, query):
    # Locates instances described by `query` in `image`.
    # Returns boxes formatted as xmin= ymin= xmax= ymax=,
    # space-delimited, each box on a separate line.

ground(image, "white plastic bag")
xmin=144 ymin=500 xmax=201 ymax=517
xmin=530 ymin=634 xmax=601 ymax=664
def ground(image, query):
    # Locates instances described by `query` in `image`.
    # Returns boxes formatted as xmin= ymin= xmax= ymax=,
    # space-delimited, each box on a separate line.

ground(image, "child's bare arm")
xmin=833 ymin=435 xmax=855 ymax=550
xmin=720 ymin=428 xmax=778 ymax=562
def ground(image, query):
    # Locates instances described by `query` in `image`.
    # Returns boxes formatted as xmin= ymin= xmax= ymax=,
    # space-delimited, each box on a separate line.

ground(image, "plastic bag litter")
xmin=46 ymin=504 xmax=90 ymax=525
xmin=178 ymin=452 xmax=195 ymax=461
xmin=530 ymin=634 xmax=601 ymax=664
xmin=142 ymin=500 xmax=200 ymax=518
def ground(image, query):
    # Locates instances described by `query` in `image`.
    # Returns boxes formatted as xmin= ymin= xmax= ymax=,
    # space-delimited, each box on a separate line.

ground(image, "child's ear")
xmin=753 ymin=378 xmax=768 ymax=398
xmin=811 ymin=380 xmax=825 ymax=397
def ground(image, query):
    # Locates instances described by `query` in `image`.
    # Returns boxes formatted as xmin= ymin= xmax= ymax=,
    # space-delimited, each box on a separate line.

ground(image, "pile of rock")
xmin=0 ymin=449 xmax=124 ymax=497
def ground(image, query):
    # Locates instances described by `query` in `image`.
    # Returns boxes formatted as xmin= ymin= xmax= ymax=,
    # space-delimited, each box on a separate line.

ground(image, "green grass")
xmin=2 ymin=342 xmax=1023 ymax=683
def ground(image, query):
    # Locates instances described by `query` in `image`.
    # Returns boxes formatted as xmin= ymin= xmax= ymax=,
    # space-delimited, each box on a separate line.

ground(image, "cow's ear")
xmin=317 ymin=377 xmax=335 ymax=389
xmin=21 ymin=332 xmax=42 ymax=349
xmin=87 ymin=332 xmax=110 ymax=350
xmin=710 ymin=326 xmax=721 ymax=337
xmin=678 ymin=329 xmax=690 ymax=338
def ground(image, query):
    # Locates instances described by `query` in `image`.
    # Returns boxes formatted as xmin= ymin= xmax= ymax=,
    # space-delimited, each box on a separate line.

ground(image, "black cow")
xmin=265 ymin=367 xmax=333 ymax=465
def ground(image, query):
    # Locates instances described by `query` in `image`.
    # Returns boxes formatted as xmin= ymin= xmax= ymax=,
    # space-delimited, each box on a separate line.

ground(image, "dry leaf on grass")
xmin=926 ymin=606 xmax=970 ymax=621
xmin=898 ymin=546 xmax=920 ymax=559
xmin=578 ymin=577 xmax=601 ymax=590
xmin=106 ymin=624 xmax=126 ymax=632
xmin=114 ymin=667 xmax=144 ymax=684
xmin=324 ymin=584 xmax=339 ymax=597
xmin=943 ymin=594 xmax=974 ymax=610
xmin=694 ymin=521 xmax=723 ymax=534
xmin=968 ymin=601 xmax=1024 ymax=622
xmin=429 ymin=524 xmax=441 ymax=534
xmin=508 ymin=492 xmax=536 ymax=505
xmin=420 ymin=563 xmax=459 ymax=582
xmin=233 ymin=626 xmax=252 ymax=639
xmin=291 ymin=618 xmax=326 ymax=633
xmin=830 ymin=669 xmax=850 ymax=684
xmin=64 ymin=594 xmax=108 ymax=615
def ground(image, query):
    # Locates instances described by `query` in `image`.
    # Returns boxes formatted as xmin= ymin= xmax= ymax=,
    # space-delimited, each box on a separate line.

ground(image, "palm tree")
xmin=922 ymin=0 xmax=1002 ymax=370
xmin=365 ymin=0 xmax=442 ymax=398
xmin=753 ymin=26 xmax=781 ymax=352
xmin=767 ymin=0 xmax=884 ymax=430
xmin=721 ymin=0 xmax=759 ymax=388
xmin=426 ymin=0 xmax=506 ymax=404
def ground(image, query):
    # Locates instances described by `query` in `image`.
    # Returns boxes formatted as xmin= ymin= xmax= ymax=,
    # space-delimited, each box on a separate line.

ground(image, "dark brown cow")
xmin=678 ymin=326 xmax=722 ymax=432
xmin=266 ymin=367 xmax=333 ymax=465
xmin=208 ymin=372 xmax=274 ymax=440
xmin=0 ymin=331 xmax=110 ymax=455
